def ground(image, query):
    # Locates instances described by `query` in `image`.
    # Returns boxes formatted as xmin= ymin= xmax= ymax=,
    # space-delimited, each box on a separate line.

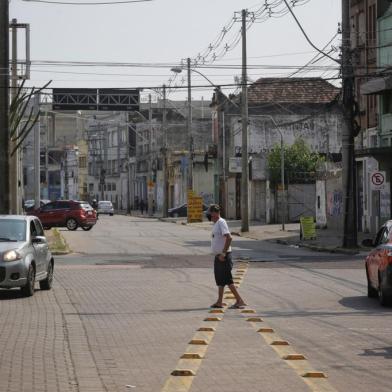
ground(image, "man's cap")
xmin=209 ymin=204 xmax=220 ymax=213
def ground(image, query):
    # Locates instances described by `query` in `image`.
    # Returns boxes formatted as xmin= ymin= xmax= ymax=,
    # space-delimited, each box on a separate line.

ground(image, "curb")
xmin=275 ymin=239 xmax=361 ymax=255
xmin=50 ymin=228 xmax=71 ymax=255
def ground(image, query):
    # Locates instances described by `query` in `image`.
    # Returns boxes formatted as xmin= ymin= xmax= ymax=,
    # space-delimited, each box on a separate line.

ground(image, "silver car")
xmin=97 ymin=200 xmax=114 ymax=216
xmin=0 ymin=215 xmax=54 ymax=297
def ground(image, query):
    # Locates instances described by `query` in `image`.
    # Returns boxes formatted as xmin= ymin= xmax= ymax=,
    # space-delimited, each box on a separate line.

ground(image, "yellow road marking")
xmin=242 ymin=317 xmax=338 ymax=392
xmin=161 ymin=262 xmax=249 ymax=392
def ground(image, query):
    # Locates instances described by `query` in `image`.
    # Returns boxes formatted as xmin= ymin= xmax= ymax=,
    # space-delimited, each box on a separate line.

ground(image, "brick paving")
xmin=2 ymin=247 xmax=391 ymax=392
xmin=0 ymin=259 xmax=321 ymax=392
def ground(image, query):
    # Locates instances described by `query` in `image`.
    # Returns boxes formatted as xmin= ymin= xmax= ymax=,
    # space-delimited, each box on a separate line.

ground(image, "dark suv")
xmin=28 ymin=200 xmax=97 ymax=231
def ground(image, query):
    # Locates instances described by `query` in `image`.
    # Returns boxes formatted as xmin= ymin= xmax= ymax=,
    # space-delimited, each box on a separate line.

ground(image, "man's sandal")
xmin=229 ymin=303 xmax=246 ymax=309
xmin=210 ymin=303 xmax=226 ymax=308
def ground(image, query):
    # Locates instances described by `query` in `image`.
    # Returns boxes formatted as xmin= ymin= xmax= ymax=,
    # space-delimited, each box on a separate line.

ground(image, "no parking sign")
xmin=370 ymin=171 xmax=386 ymax=191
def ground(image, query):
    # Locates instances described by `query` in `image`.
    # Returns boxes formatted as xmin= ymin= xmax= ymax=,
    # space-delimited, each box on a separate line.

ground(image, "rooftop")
xmin=247 ymin=77 xmax=340 ymax=105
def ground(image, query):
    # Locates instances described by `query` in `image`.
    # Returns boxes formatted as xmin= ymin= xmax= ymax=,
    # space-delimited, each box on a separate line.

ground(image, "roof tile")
xmin=247 ymin=77 xmax=340 ymax=105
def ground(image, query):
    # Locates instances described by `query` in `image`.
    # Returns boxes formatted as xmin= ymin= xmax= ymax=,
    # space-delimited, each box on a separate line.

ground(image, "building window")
xmin=112 ymin=183 xmax=116 ymax=191
xmin=383 ymin=91 xmax=392 ymax=114
xmin=79 ymin=156 xmax=87 ymax=168
xmin=89 ymin=183 xmax=94 ymax=192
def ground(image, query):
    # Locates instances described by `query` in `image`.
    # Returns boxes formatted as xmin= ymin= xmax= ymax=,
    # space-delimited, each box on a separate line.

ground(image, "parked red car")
xmin=28 ymin=200 xmax=97 ymax=231
xmin=364 ymin=220 xmax=392 ymax=306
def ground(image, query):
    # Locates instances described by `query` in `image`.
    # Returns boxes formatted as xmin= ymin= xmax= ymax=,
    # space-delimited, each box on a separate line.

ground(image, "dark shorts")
xmin=214 ymin=252 xmax=233 ymax=287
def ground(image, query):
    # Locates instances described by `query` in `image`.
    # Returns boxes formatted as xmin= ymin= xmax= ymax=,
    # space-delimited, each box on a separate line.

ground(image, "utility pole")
xmin=0 ymin=1 xmax=10 ymax=214
xmin=148 ymin=93 xmax=153 ymax=216
xmin=187 ymin=57 xmax=193 ymax=193
xmin=162 ymin=84 xmax=169 ymax=218
xmin=215 ymin=87 xmax=225 ymax=216
xmin=33 ymin=94 xmax=41 ymax=209
xmin=341 ymin=0 xmax=358 ymax=247
xmin=10 ymin=19 xmax=20 ymax=214
xmin=240 ymin=9 xmax=249 ymax=232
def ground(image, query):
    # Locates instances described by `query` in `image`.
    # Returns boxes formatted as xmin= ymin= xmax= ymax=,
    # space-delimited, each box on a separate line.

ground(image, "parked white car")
xmin=97 ymin=201 xmax=114 ymax=216
xmin=0 ymin=215 xmax=54 ymax=297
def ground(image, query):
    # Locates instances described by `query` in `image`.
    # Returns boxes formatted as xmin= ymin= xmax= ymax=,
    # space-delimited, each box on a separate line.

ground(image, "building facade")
xmin=213 ymin=78 xmax=343 ymax=225
xmin=353 ymin=0 xmax=392 ymax=234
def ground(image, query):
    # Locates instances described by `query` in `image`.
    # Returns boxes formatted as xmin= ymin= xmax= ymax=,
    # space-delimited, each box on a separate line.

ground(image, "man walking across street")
xmin=208 ymin=204 xmax=247 ymax=309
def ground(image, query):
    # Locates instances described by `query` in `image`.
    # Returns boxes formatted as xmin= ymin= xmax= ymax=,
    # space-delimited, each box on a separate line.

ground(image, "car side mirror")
xmin=362 ymin=238 xmax=374 ymax=247
xmin=32 ymin=236 xmax=45 ymax=244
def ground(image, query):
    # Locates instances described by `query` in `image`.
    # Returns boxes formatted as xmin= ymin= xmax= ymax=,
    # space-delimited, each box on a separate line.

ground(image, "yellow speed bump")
xmin=241 ymin=309 xmax=255 ymax=314
xmin=271 ymin=340 xmax=289 ymax=346
xmin=171 ymin=369 xmax=195 ymax=377
xmin=284 ymin=354 xmax=306 ymax=361
xmin=258 ymin=328 xmax=274 ymax=333
xmin=246 ymin=317 xmax=263 ymax=322
xmin=224 ymin=295 xmax=235 ymax=299
xmin=198 ymin=327 xmax=215 ymax=332
xmin=204 ymin=317 xmax=222 ymax=322
xmin=209 ymin=309 xmax=224 ymax=314
xmin=302 ymin=372 xmax=327 ymax=378
xmin=189 ymin=339 xmax=208 ymax=345
xmin=180 ymin=353 xmax=203 ymax=359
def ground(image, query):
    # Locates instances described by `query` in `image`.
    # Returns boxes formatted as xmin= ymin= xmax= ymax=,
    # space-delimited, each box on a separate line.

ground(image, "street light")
xmin=171 ymin=61 xmax=224 ymax=217
xmin=171 ymin=59 xmax=193 ymax=199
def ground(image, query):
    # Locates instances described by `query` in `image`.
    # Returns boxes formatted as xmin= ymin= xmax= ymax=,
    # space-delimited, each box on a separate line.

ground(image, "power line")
xmin=22 ymin=0 xmax=153 ymax=5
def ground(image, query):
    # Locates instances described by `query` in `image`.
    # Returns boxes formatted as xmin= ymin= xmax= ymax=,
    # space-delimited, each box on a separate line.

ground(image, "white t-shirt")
xmin=211 ymin=217 xmax=232 ymax=255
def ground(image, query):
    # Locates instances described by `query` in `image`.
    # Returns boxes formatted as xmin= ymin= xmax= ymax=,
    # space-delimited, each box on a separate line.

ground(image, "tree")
xmin=267 ymin=138 xmax=324 ymax=184
xmin=9 ymin=80 xmax=51 ymax=156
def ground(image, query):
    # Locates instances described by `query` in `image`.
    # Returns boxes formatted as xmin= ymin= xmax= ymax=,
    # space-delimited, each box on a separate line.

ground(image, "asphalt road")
xmin=0 ymin=215 xmax=390 ymax=392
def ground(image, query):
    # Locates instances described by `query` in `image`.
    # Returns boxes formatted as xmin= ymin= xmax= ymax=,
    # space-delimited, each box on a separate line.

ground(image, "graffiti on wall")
xmin=327 ymin=190 xmax=343 ymax=217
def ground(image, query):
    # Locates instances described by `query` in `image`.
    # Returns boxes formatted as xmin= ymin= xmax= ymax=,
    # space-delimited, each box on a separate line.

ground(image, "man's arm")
xmin=222 ymin=233 xmax=232 ymax=254
xmin=218 ymin=233 xmax=232 ymax=261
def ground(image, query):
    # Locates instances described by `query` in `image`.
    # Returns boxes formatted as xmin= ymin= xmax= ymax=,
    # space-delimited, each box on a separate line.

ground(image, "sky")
xmin=10 ymin=0 xmax=341 ymax=101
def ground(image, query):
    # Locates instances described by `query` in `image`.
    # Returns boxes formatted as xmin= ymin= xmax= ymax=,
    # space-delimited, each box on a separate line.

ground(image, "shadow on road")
xmin=0 ymin=288 xmax=26 ymax=300
xmin=359 ymin=347 xmax=392 ymax=359
xmin=160 ymin=307 xmax=209 ymax=312
xmin=339 ymin=295 xmax=392 ymax=312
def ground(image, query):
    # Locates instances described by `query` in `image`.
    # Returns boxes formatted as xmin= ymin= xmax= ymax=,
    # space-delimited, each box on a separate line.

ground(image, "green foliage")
xmin=267 ymin=139 xmax=324 ymax=184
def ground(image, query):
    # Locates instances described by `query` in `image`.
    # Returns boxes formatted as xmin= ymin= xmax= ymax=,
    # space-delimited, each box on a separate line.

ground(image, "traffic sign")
xmin=187 ymin=195 xmax=203 ymax=223
xmin=370 ymin=171 xmax=386 ymax=191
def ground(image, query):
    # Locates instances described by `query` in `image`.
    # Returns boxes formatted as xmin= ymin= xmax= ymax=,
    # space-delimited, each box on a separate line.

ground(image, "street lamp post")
xmin=171 ymin=62 xmax=221 ymax=210
xmin=186 ymin=58 xmax=193 ymax=193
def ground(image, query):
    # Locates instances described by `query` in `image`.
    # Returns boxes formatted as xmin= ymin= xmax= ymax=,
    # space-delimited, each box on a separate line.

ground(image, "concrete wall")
xmin=316 ymin=180 xmax=327 ymax=228
xmin=250 ymin=180 xmax=266 ymax=221
xmin=325 ymin=170 xmax=344 ymax=233
xmin=231 ymin=112 xmax=342 ymax=156
xmin=287 ymin=184 xmax=316 ymax=222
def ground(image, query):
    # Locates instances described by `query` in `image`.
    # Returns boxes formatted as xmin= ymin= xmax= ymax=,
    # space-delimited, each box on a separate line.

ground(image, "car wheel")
xmin=39 ymin=261 xmax=54 ymax=290
xmin=110 ymin=213 xmax=113 ymax=216
xmin=366 ymin=267 xmax=378 ymax=298
xmin=82 ymin=225 xmax=93 ymax=231
xmin=378 ymin=274 xmax=391 ymax=306
xmin=21 ymin=264 xmax=35 ymax=297
xmin=66 ymin=218 xmax=78 ymax=231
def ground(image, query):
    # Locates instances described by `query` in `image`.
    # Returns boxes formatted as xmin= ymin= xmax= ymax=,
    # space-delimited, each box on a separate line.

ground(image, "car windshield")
xmin=99 ymin=202 xmax=112 ymax=207
xmin=0 ymin=219 xmax=26 ymax=242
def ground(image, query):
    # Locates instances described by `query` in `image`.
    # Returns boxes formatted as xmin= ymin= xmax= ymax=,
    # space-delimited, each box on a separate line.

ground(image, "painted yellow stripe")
xmin=242 ymin=317 xmax=338 ymax=392
xmin=161 ymin=262 xmax=249 ymax=392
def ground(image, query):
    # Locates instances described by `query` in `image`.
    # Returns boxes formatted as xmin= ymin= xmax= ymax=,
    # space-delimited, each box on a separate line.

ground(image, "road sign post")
xmin=370 ymin=171 xmax=386 ymax=191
